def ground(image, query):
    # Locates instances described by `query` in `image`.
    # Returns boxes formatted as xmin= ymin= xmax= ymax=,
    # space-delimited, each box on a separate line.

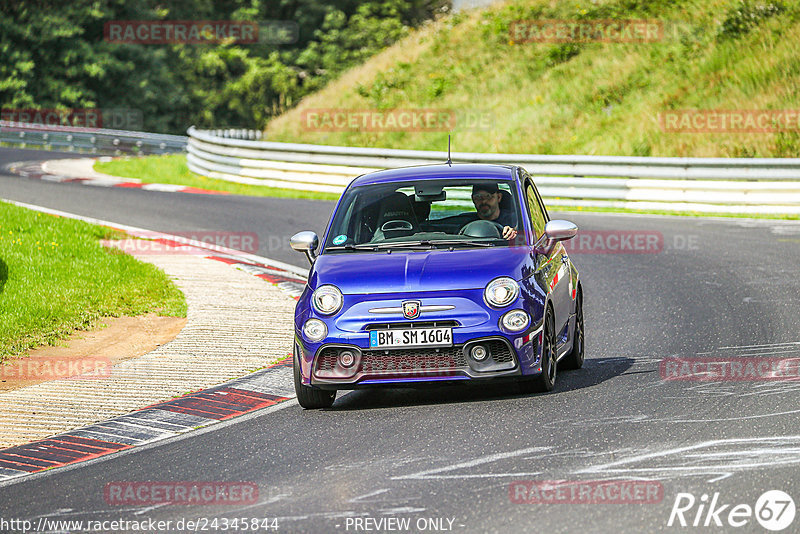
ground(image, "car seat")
xmin=372 ymin=192 xmax=419 ymax=241
xmin=499 ymin=190 xmax=517 ymax=226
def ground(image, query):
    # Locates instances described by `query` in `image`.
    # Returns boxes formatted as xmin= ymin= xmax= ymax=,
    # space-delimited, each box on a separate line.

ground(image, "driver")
xmin=471 ymin=183 xmax=518 ymax=240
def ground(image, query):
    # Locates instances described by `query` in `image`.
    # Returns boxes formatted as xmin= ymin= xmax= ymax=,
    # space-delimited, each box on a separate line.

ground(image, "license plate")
xmin=369 ymin=327 xmax=453 ymax=349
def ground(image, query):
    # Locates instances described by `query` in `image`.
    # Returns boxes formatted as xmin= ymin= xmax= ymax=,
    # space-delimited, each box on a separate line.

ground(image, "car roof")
xmin=350 ymin=163 xmax=517 ymax=187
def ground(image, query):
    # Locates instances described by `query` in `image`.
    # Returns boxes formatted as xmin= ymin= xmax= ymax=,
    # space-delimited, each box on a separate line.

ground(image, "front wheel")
xmin=294 ymin=346 xmax=336 ymax=409
xmin=519 ymin=310 xmax=557 ymax=394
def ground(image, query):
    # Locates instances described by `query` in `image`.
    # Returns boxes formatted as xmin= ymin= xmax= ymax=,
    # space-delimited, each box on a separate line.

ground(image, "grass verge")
xmin=264 ymin=0 xmax=800 ymax=158
xmin=0 ymin=201 xmax=187 ymax=362
xmin=94 ymin=155 xmax=341 ymax=201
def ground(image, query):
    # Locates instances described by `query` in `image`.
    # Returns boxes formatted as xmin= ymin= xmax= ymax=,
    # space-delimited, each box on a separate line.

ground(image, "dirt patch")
xmin=0 ymin=314 xmax=186 ymax=392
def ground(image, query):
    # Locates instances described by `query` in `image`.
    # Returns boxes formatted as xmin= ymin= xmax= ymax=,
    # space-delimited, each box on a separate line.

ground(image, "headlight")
xmin=502 ymin=310 xmax=530 ymax=332
xmin=303 ymin=319 xmax=327 ymax=342
xmin=484 ymin=277 xmax=519 ymax=308
xmin=312 ymin=285 xmax=343 ymax=315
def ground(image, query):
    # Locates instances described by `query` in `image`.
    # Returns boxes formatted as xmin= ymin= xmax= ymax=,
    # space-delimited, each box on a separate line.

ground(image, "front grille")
xmin=313 ymin=338 xmax=516 ymax=380
xmin=486 ymin=339 xmax=514 ymax=363
xmin=316 ymin=347 xmax=340 ymax=371
xmin=364 ymin=321 xmax=459 ymax=331
xmin=361 ymin=346 xmax=467 ymax=374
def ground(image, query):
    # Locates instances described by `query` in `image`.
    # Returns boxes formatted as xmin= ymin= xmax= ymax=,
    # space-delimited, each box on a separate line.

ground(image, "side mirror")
xmin=544 ymin=220 xmax=578 ymax=241
xmin=290 ymin=231 xmax=319 ymax=265
xmin=534 ymin=220 xmax=577 ymax=254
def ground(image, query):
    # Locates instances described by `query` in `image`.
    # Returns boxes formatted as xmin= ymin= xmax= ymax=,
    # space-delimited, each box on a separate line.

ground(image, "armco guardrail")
xmin=0 ymin=121 xmax=186 ymax=155
xmin=187 ymin=127 xmax=800 ymax=214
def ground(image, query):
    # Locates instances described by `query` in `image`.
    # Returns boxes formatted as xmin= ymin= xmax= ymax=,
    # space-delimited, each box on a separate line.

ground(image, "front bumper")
xmin=296 ymin=327 xmax=542 ymax=389
xmin=313 ymin=336 xmax=519 ymax=386
xmin=295 ymin=288 xmax=544 ymax=389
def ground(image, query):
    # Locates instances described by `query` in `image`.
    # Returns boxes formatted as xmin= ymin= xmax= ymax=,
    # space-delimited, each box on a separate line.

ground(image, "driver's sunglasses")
xmin=471 ymin=192 xmax=495 ymax=201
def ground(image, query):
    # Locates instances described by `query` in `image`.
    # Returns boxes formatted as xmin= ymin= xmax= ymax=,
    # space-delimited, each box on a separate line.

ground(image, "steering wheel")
xmin=458 ymin=220 xmax=503 ymax=238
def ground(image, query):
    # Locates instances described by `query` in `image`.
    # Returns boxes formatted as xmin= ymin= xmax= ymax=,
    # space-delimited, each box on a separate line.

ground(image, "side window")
xmin=532 ymin=181 xmax=550 ymax=222
xmin=525 ymin=181 xmax=547 ymax=240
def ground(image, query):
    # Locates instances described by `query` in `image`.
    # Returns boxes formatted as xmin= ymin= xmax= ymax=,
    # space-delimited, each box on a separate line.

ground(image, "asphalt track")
xmin=1 ymin=147 xmax=800 ymax=533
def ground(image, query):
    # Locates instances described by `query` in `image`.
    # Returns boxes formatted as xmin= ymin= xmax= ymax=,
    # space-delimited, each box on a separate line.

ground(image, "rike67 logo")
xmin=668 ymin=490 xmax=795 ymax=531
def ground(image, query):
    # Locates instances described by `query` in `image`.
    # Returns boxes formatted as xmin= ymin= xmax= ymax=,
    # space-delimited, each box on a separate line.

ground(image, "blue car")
xmin=290 ymin=164 xmax=584 ymax=408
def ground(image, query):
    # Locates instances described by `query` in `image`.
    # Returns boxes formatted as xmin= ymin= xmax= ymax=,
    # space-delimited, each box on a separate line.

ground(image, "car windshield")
xmin=323 ymin=178 xmax=521 ymax=252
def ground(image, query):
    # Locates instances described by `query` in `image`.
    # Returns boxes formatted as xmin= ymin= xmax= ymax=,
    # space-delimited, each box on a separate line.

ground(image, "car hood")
xmin=309 ymin=247 xmax=531 ymax=294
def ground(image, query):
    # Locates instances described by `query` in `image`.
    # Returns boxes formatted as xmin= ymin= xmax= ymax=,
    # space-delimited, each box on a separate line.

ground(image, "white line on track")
xmin=575 ymin=435 xmax=800 ymax=482
xmin=391 ymin=447 xmax=548 ymax=480
xmin=716 ymin=341 xmax=800 ymax=350
xmin=348 ymin=489 xmax=391 ymax=503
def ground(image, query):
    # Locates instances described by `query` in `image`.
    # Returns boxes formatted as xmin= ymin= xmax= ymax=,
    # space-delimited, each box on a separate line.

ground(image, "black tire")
xmin=560 ymin=290 xmax=584 ymax=370
xmin=519 ymin=309 xmax=557 ymax=393
xmin=294 ymin=346 xmax=336 ymax=409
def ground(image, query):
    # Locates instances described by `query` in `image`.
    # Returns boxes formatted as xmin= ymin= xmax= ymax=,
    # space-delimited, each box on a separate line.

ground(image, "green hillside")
xmin=264 ymin=0 xmax=800 ymax=157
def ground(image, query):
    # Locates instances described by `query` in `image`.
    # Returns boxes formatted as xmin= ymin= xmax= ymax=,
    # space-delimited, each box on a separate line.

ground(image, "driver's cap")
xmin=472 ymin=182 xmax=499 ymax=195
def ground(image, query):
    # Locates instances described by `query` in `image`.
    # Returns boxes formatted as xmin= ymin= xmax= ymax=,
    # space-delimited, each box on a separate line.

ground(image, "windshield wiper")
xmin=326 ymin=243 xmax=380 ymax=251
xmin=372 ymin=239 xmax=497 ymax=249
xmin=371 ymin=240 xmax=436 ymax=250
xmin=327 ymin=239 xmax=496 ymax=251
xmin=327 ymin=242 xmax=432 ymax=251
xmin=434 ymin=239 xmax=495 ymax=247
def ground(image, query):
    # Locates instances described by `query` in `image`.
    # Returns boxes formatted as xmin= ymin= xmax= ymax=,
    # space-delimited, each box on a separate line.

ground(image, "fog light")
xmin=339 ymin=350 xmax=355 ymax=368
xmin=303 ymin=319 xmax=327 ymax=342
xmin=471 ymin=345 xmax=489 ymax=361
xmin=502 ymin=310 xmax=530 ymax=332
